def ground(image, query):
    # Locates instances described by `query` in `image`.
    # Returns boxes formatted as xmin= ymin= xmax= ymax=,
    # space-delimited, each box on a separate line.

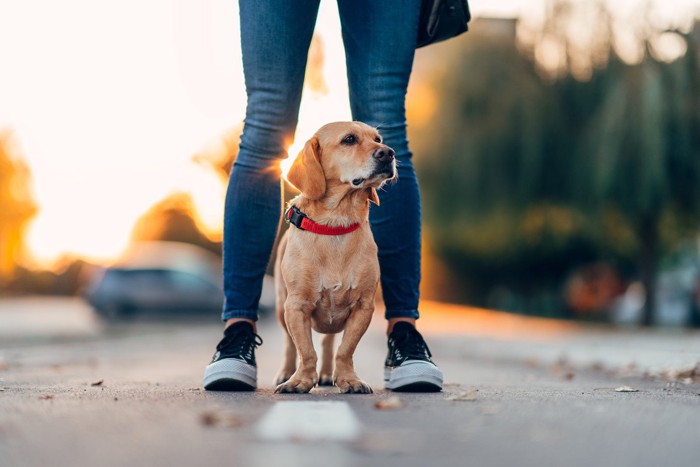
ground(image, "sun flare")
xmin=0 ymin=0 xmax=351 ymax=267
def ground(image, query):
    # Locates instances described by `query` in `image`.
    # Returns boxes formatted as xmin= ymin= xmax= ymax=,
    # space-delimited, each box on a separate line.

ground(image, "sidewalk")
xmin=418 ymin=300 xmax=700 ymax=379
xmin=1 ymin=296 xmax=699 ymax=379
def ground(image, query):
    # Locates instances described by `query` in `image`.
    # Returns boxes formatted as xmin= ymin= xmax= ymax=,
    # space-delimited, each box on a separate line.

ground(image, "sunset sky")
xmin=1 ymin=0 xmax=698 ymax=266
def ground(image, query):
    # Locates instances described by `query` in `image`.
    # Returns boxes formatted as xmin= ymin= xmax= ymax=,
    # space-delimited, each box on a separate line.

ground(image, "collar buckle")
xmin=284 ymin=205 xmax=307 ymax=231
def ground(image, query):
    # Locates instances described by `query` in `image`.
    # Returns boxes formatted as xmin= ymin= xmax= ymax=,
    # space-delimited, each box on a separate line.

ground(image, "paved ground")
xmin=1 ymin=297 xmax=699 ymax=467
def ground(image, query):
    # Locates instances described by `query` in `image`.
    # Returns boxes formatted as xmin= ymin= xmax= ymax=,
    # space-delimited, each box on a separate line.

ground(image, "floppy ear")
xmin=368 ymin=187 xmax=380 ymax=206
xmin=286 ymin=136 xmax=326 ymax=200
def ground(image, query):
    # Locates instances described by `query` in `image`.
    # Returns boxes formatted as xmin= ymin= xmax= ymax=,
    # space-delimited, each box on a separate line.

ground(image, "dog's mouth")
xmin=352 ymin=170 xmax=395 ymax=188
xmin=352 ymin=161 xmax=397 ymax=188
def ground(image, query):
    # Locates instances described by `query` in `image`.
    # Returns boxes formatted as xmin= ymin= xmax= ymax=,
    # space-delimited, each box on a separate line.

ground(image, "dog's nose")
xmin=373 ymin=147 xmax=395 ymax=162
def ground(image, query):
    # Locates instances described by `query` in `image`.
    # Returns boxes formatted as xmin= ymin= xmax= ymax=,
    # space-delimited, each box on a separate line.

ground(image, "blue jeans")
xmin=223 ymin=0 xmax=423 ymax=322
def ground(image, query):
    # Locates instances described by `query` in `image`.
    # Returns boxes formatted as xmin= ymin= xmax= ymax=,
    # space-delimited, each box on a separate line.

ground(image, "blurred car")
xmin=84 ymin=241 xmax=224 ymax=318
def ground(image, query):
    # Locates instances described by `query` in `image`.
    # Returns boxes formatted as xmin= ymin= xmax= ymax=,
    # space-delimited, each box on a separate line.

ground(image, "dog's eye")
xmin=374 ymin=136 xmax=381 ymax=143
xmin=341 ymin=134 xmax=357 ymax=145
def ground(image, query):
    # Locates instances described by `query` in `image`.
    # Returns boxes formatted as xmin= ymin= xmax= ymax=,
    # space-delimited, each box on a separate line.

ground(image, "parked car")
xmin=84 ymin=242 xmax=224 ymax=318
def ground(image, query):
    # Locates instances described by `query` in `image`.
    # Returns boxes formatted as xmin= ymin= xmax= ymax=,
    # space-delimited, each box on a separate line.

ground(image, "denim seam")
xmin=384 ymin=308 xmax=420 ymax=319
xmin=222 ymin=309 xmax=260 ymax=322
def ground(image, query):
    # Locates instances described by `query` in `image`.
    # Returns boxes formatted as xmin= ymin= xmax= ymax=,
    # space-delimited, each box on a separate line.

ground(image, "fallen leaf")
xmin=446 ymin=388 xmax=478 ymax=401
xmin=90 ymin=379 xmax=104 ymax=387
xmin=564 ymin=372 xmax=575 ymax=381
xmin=200 ymin=411 xmax=243 ymax=428
xmin=374 ymin=396 xmax=403 ymax=410
xmin=0 ymin=359 xmax=7 ymax=371
xmin=675 ymin=364 xmax=700 ymax=380
xmin=615 ymin=386 xmax=639 ymax=393
xmin=200 ymin=412 xmax=218 ymax=426
xmin=39 ymin=395 xmax=54 ymax=400
xmin=525 ymin=358 xmax=540 ymax=368
xmin=549 ymin=363 xmax=565 ymax=374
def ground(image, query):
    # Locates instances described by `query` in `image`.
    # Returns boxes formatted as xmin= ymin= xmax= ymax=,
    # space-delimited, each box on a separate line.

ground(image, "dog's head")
xmin=286 ymin=122 xmax=397 ymax=205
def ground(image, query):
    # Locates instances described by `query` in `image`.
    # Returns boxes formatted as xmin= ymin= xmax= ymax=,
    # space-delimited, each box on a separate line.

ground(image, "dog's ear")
xmin=286 ymin=136 xmax=326 ymax=200
xmin=368 ymin=187 xmax=380 ymax=206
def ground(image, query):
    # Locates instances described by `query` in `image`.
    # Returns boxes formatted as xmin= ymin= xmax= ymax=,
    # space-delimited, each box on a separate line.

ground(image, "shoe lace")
xmin=392 ymin=327 xmax=432 ymax=360
xmin=218 ymin=329 xmax=263 ymax=359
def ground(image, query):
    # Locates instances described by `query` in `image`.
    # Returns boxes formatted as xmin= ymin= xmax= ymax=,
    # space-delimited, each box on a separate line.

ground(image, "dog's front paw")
xmin=274 ymin=373 xmax=318 ymax=394
xmin=274 ymin=369 xmax=295 ymax=386
xmin=335 ymin=377 xmax=373 ymax=394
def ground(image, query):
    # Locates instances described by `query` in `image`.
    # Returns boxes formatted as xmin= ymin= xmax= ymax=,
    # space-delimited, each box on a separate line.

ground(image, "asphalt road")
xmin=1 ymin=298 xmax=699 ymax=467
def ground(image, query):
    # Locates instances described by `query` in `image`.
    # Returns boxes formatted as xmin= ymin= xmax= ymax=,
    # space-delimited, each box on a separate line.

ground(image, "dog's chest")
xmin=307 ymin=278 xmax=361 ymax=332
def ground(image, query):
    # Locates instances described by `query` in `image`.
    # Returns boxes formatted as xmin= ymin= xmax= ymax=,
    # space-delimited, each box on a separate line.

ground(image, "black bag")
xmin=417 ymin=0 xmax=471 ymax=48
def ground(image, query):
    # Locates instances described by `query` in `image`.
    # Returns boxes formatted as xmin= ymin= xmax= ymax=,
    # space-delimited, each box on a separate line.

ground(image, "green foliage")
xmin=412 ymin=10 xmax=700 ymax=315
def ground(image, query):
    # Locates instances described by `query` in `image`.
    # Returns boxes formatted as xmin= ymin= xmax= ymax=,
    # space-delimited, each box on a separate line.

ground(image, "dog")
xmin=273 ymin=121 xmax=397 ymax=394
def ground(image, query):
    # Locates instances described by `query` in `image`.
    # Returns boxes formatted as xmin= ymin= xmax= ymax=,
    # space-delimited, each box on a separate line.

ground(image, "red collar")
xmin=284 ymin=205 xmax=361 ymax=236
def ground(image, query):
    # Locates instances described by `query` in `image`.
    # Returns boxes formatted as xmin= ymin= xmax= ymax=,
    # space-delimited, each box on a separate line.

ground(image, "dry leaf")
xmin=39 ymin=395 xmax=54 ymax=400
xmin=675 ymin=364 xmax=699 ymax=380
xmin=525 ymin=358 xmax=540 ymax=368
xmin=0 ymin=359 xmax=7 ymax=371
xmin=564 ymin=372 xmax=575 ymax=381
xmin=615 ymin=386 xmax=639 ymax=392
xmin=90 ymin=379 xmax=104 ymax=387
xmin=446 ymin=388 xmax=478 ymax=401
xmin=200 ymin=411 xmax=243 ymax=428
xmin=374 ymin=396 xmax=403 ymax=410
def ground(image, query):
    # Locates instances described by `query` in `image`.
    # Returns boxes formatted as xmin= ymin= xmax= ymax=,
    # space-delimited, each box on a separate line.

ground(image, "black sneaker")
xmin=203 ymin=322 xmax=262 ymax=391
xmin=384 ymin=322 xmax=443 ymax=392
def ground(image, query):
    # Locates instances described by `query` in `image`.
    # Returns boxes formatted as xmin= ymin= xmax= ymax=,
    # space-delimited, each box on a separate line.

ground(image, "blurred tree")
xmin=130 ymin=192 xmax=220 ymax=256
xmin=410 ymin=3 xmax=700 ymax=323
xmin=411 ymin=18 xmax=595 ymax=310
xmin=0 ymin=129 xmax=38 ymax=290
xmin=570 ymin=50 xmax=700 ymax=324
xmin=544 ymin=2 xmax=700 ymax=325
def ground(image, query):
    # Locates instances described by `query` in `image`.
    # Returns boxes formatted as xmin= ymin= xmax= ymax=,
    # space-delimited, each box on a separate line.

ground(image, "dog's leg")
xmin=275 ymin=298 xmax=318 ymax=393
xmin=273 ymin=235 xmax=297 ymax=385
xmin=274 ymin=309 xmax=297 ymax=385
xmin=318 ymin=333 xmax=335 ymax=386
xmin=334 ymin=297 xmax=374 ymax=394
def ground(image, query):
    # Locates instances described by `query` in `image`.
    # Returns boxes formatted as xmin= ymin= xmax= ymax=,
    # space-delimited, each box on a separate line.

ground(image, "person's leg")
xmin=204 ymin=0 xmax=321 ymax=391
xmin=337 ymin=0 xmax=443 ymax=391
xmin=223 ymin=0 xmax=321 ymax=324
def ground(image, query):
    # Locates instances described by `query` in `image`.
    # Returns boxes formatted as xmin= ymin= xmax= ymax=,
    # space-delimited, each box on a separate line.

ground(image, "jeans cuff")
xmin=222 ymin=309 xmax=259 ymax=322
xmin=384 ymin=308 xmax=420 ymax=320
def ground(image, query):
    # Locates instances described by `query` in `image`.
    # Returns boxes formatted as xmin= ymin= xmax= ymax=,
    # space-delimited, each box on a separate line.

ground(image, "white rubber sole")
xmin=203 ymin=358 xmax=257 ymax=391
xmin=384 ymin=360 xmax=443 ymax=392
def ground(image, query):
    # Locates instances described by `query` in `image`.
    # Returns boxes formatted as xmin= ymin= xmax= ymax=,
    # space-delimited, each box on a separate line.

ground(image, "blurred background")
xmin=1 ymin=0 xmax=700 ymax=327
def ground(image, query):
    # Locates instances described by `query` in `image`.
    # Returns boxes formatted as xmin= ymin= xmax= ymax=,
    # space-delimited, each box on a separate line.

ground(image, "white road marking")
xmin=254 ymin=401 xmax=361 ymax=442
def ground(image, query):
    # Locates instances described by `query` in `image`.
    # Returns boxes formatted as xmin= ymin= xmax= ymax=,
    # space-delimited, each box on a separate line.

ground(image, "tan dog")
xmin=273 ymin=121 xmax=397 ymax=394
